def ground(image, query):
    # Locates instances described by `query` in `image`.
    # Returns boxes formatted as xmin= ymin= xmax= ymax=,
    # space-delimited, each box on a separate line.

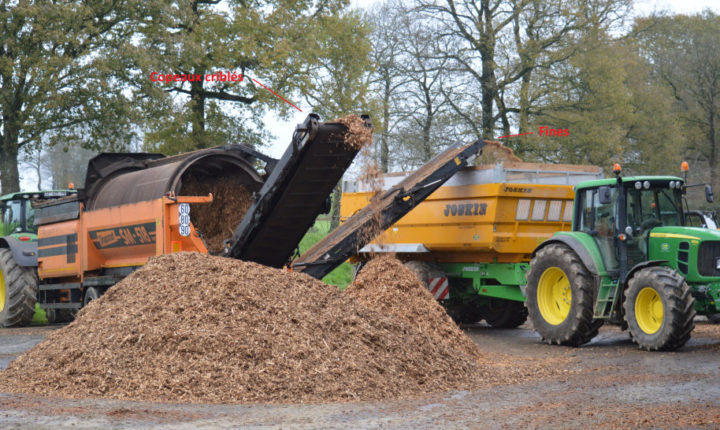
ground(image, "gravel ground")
xmin=1 ymin=321 xmax=719 ymax=429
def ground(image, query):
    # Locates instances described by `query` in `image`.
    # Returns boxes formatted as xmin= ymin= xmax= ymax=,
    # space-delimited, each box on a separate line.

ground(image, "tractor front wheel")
xmin=526 ymin=244 xmax=602 ymax=346
xmin=0 ymin=248 xmax=38 ymax=327
xmin=624 ymin=266 xmax=695 ymax=351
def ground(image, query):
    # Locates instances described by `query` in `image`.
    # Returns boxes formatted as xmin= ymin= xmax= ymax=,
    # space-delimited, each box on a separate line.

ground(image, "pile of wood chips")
xmin=0 ymin=253 xmax=573 ymax=404
xmin=0 ymin=253 xmax=494 ymax=404
xmin=348 ymin=256 xmax=482 ymax=359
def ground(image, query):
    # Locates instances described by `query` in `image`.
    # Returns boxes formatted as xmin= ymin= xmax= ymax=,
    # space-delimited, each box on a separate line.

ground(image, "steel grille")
xmin=697 ymin=241 xmax=720 ymax=277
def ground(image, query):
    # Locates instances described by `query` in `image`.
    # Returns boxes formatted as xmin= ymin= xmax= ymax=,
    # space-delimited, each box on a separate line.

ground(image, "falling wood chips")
xmin=0 ymin=253 xmax=575 ymax=404
xmin=336 ymin=114 xmax=372 ymax=149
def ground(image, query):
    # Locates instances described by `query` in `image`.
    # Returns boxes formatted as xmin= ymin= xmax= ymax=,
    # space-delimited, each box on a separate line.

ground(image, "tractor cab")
xmin=0 ymin=190 xmax=75 ymax=241
xmin=574 ymin=173 xmax=690 ymax=279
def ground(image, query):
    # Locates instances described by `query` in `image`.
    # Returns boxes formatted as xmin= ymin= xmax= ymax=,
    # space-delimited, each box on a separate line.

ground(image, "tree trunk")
xmin=480 ymin=0 xmax=497 ymax=139
xmin=36 ymin=152 xmax=42 ymax=190
xmin=422 ymin=86 xmax=433 ymax=162
xmin=0 ymin=126 xmax=21 ymax=194
xmin=189 ymin=77 xmax=207 ymax=149
xmin=330 ymin=183 xmax=341 ymax=230
xmin=422 ymin=115 xmax=433 ymax=162
xmin=709 ymin=105 xmax=719 ymax=201
xmin=517 ymin=70 xmax=532 ymax=156
xmin=380 ymin=76 xmax=391 ymax=173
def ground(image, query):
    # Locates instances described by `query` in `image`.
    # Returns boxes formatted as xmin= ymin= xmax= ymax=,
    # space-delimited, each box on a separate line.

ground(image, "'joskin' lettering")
xmin=444 ymin=203 xmax=487 ymax=216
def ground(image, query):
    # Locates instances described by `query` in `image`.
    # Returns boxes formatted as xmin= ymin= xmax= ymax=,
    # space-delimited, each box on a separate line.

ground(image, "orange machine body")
xmin=37 ymin=195 xmax=211 ymax=283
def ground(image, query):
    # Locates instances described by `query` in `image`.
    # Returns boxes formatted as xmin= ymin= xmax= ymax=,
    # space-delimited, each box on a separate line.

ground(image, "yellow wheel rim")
xmin=0 ymin=267 xmax=5 ymax=312
xmin=635 ymin=287 xmax=663 ymax=334
xmin=537 ymin=267 xmax=572 ymax=325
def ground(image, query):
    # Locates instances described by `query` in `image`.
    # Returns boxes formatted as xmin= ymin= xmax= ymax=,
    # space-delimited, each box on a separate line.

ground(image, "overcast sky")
xmin=17 ymin=0 xmax=720 ymax=191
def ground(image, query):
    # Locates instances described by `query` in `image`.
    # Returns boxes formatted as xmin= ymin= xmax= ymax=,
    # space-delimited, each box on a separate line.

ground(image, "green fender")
xmin=532 ymin=231 xmax=609 ymax=278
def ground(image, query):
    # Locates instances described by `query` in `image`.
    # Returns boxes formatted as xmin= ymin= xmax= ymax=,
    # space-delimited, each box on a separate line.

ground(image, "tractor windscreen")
xmin=1 ymin=200 xmax=25 ymax=235
xmin=625 ymin=184 xmax=683 ymax=231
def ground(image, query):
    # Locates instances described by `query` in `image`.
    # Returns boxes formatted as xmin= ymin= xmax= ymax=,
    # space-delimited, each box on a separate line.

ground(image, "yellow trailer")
xmin=340 ymin=161 xmax=602 ymax=326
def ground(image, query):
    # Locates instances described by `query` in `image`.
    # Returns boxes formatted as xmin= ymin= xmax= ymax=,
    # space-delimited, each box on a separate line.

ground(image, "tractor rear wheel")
xmin=526 ymin=244 xmax=603 ymax=346
xmin=624 ymin=266 xmax=695 ymax=351
xmin=0 ymin=248 xmax=38 ymax=327
xmin=484 ymin=298 xmax=528 ymax=328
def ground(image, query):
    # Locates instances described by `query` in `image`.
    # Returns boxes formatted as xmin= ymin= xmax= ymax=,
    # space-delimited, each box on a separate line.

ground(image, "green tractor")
xmin=526 ymin=164 xmax=718 ymax=351
xmin=0 ymin=190 xmax=75 ymax=326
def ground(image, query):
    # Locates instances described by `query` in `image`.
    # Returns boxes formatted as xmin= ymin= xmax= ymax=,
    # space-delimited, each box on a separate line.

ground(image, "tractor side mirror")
xmin=598 ymin=186 xmax=613 ymax=205
xmin=706 ymin=184 xmax=714 ymax=203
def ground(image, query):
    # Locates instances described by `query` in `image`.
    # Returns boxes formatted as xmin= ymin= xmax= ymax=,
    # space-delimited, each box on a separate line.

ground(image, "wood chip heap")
xmin=347 ymin=256 xmax=482 ymax=359
xmin=0 ymin=253 xmax=494 ymax=404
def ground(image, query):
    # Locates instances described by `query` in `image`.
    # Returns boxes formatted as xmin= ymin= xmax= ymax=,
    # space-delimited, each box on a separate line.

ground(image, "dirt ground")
xmin=1 ymin=320 xmax=719 ymax=429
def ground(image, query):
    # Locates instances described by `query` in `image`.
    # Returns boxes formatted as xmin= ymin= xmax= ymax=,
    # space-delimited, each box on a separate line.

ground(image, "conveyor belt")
xmin=224 ymin=114 xmax=371 ymax=267
xmin=292 ymin=139 xmax=485 ymax=279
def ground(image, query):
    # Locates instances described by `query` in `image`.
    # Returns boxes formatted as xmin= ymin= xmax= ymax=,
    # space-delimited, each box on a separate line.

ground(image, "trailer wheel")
xmin=526 ymin=244 xmax=602 ymax=346
xmin=624 ymin=266 xmax=695 ymax=351
xmin=445 ymin=302 xmax=483 ymax=324
xmin=83 ymin=287 xmax=100 ymax=307
xmin=484 ymin=298 xmax=528 ymax=328
xmin=46 ymin=309 xmax=75 ymax=324
xmin=0 ymin=248 xmax=38 ymax=327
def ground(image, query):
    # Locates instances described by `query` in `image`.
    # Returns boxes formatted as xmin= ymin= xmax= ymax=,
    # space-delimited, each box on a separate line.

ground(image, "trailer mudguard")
xmin=0 ymin=236 xmax=38 ymax=267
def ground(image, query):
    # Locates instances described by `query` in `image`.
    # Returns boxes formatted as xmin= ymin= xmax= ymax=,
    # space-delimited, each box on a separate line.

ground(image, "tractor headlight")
xmin=716 ymin=257 xmax=720 ymax=270
xmin=644 ymin=181 xmax=651 ymax=189
xmin=635 ymin=181 xmax=642 ymax=190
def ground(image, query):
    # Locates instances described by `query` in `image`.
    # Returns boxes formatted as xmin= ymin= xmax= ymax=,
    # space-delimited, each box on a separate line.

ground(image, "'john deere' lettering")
xmin=443 ymin=202 xmax=487 ymax=217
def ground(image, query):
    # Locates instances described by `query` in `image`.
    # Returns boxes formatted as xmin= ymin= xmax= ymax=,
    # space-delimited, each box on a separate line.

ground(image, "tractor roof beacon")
xmin=526 ymin=164 xmax=720 ymax=351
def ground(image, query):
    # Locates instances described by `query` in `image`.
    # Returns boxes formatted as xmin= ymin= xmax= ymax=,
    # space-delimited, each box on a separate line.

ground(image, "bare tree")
xmin=368 ymin=1 xmax=409 ymax=172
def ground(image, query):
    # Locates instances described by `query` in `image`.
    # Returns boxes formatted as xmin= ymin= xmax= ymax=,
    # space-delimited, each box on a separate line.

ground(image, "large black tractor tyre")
xmin=623 ymin=266 xmax=695 ymax=351
xmin=526 ymin=243 xmax=603 ymax=346
xmin=484 ymin=298 xmax=528 ymax=328
xmin=0 ymin=248 xmax=38 ymax=327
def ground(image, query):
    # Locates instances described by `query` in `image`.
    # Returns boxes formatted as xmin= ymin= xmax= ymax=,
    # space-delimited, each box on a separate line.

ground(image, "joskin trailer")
xmin=339 ymin=160 xmax=603 ymax=327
